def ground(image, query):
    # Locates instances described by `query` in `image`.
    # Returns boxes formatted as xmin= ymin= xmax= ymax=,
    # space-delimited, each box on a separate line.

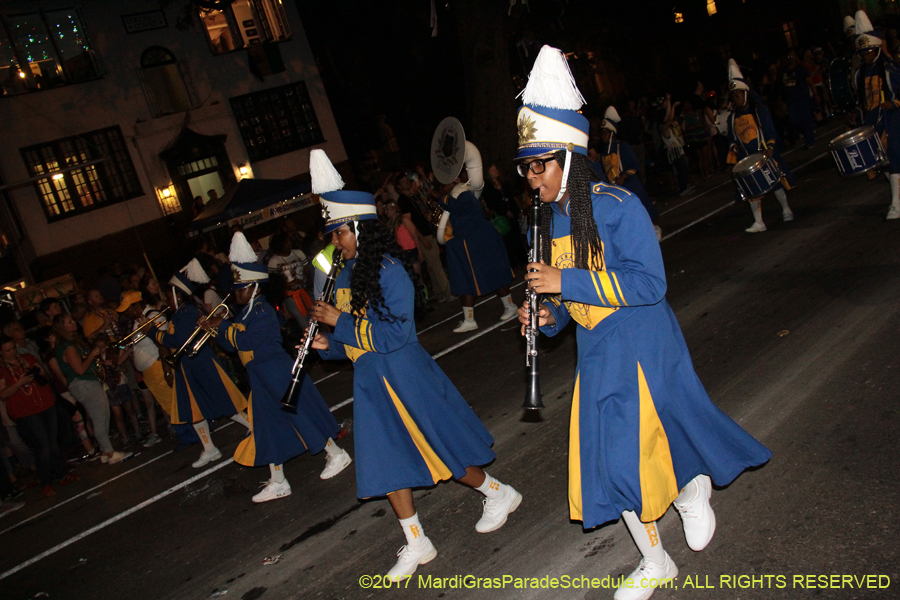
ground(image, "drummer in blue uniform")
xmin=515 ymin=46 xmax=772 ymax=600
xmin=306 ymin=148 xmax=522 ymax=580
xmin=726 ymin=59 xmax=796 ymax=233
xmin=433 ymin=139 xmax=518 ymax=333
xmin=597 ymin=105 xmax=662 ymax=241
xmin=156 ymin=263 xmax=251 ymax=469
xmin=201 ymin=231 xmax=352 ymax=503
xmin=852 ymin=9 xmax=900 ymax=220
xmin=780 ymin=52 xmax=817 ymax=149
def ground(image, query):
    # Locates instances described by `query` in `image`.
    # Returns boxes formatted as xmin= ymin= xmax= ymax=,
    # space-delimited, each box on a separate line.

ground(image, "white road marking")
xmin=0 ymin=458 xmax=235 ymax=581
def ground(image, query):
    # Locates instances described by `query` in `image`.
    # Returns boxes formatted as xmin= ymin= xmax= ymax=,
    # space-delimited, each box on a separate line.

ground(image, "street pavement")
xmin=1 ymin=123 xmax=898 ymax=600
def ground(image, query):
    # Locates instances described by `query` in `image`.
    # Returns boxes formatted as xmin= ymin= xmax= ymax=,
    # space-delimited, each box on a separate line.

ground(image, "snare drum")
xmin=827 ymin=57 xmax=856 ymax=112
xmin=732 ymin=153 xmax=783 ymax=201
xmin=828 ymin=126 xmax=887 ymax=176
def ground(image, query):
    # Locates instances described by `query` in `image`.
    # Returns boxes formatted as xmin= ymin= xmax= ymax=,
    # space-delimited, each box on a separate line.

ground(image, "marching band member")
xmin=597 ymin=106 xmax=662 ymax=240
xmin=852 ymin=9 xmax=900 ymax=220
xmin=726 ymin=59 xmax=796 ymax=232
xmin=115 ymin=291 xmax=170 ymax=447
xmin=515 ymin=46 xmax=771 ymax=600
xmin=154 ymin=264 xmax=250 ymax=468
xmin=202 ymin=232 xmax=351 ymax=503
xmin=307 ymin=149 xmax=521 ymax=579
xmin=434 ymin=141 xmax=518 ymax=333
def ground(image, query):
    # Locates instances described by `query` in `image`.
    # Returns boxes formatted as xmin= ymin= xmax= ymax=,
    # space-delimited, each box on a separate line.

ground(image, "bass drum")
xmin=828 ymin=57 xmax=856 ymax=112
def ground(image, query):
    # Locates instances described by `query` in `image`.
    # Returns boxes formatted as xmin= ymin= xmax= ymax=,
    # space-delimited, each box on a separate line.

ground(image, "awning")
xmin=189 ymin=178 xmax=315 ymax=231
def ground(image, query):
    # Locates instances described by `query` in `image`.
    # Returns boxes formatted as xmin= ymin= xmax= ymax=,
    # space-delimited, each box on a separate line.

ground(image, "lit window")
xmin=230 ymin=81 xmax=324 ymax=162
xmin=707 ymin=1 xmax=717 ymax=16
xmin=21 ymin=127 xmax=143 ymax=222
xmin=0 ymin=9 xmax=100 ymax=95
xmin=200 ymin=0 xmax=292 ymax=55
xmin=674 ymin=11 xmax=684 ymax=24
xmin=139 ymin=47 xmax=195 ymax=117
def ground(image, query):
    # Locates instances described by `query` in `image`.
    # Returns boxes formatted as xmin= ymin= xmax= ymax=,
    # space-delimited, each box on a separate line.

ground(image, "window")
xmin=783 ymin=22 xmax=798 ymax=48
xmin=21 ymin=126 xmax=143 ymax=222
xmin=199 ymin=0 xmax=291 ymax=55
xmin=0 ymin=8 xmax=100 ymax=95
xmin=673 ymin=11 xmax=684 ymax=24
xmin=139 ymin=46 xmax=195 ymax=117
xmin=707 ymin=1 xmax=717 ymax=16
xmin=230 ymin=81 xmax=324 ymax=162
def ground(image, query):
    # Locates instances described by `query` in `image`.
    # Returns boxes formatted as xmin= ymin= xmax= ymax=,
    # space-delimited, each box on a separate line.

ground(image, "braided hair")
xmin=538 ymin=150 xmax=605 ymax=271
xmin=349 ymin=219 xmax=424 ymax=322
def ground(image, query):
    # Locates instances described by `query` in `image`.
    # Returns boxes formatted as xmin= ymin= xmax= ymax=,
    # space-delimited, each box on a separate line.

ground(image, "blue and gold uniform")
xmin=726 ymin=92 xmax=797 ymax=196
xmin=538 ymin=182 xmax=771 ymax=528
xmin=439 ymin=190 xmax=512 ymax=297
xmin=216 ymin=299 xmax=339 ymax=467
xmin=318 ymin=254 xmax=495 ymax=499
xmin=154 ymin=303 xmax=247 ymax=425
xmin=854 ymin=60 xmax=900 ymax=172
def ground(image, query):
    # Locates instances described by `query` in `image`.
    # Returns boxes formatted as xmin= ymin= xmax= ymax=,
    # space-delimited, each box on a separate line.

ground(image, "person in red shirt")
xmin=0 ymin=336 xmax=78 ymax=497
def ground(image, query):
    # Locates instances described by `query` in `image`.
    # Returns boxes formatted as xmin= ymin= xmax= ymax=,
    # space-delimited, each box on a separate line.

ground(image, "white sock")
xmin=500 ymin=295 xmax=515 ymax=310
xmin=193 ymin=421 xmax=216 ymax=453
xmin=749 ymin=200 xmax=764 ymax=225
xmin=230 ymin=412 xmax=251 ymax=430
xmin=621 ymin=510 xmax=667 ymax=565
xmin=890 ymin=174 xmax=900 ymax=209
xmin=269 ymin=463 xmax=286 ymax=484
xmin=399 ymin=513 xmax=427 ymax=547
xmin=323 ymin=437 xmax=342 ymax=456
xmin=475 ymin=472 xmax=504 ymax=499
xmin=463 ymin=306 xmax=475 ymax=322
xmin=774 ymin=189 xmax=791 ymax=212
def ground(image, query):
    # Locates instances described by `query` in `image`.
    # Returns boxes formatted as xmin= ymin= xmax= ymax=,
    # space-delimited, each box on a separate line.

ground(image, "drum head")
xmin=829 ymin=126 xmax=875 ymax=150
xmin=733 ymin=153 xmax=765 ymax=176
xmin=431 ymin=117 xmax=466 ymax=185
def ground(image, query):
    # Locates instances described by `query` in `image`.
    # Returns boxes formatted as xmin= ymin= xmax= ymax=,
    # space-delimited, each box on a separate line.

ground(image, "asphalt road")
xmin=2 ymin=123 xmax=898 ymax=600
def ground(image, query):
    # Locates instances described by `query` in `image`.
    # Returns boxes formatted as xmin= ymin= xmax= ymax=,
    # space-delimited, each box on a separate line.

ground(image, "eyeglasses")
xmin=516 ymin=157 xmax=554 ymax=177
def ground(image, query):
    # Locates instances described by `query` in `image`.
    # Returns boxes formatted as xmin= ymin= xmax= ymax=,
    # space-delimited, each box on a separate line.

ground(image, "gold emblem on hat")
xmin=321 ymin=204 xmax=331 ymax=220
xmin=518 ymin=114 xmax=538 ymax=145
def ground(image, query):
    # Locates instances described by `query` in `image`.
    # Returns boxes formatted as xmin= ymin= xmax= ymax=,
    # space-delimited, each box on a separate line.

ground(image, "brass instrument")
xmin=114 ymin=308 xmax=172 ymax=350
xmin=164 ymin=295 xmax=231 ymax=368
xmin=523 ymin=187 xmax=545 ymax=410
xmin=282 ymin=251 xmax=343 ymax=411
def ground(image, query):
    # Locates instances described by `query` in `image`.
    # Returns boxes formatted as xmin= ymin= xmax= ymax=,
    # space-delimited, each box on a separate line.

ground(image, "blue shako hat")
xmin=309 ymin=149 xmax=377 ymax=234
xmin=169 ymin=271 xmax=195 ymax=296
xmin=515 ymin=45 xmax=589 ymax=160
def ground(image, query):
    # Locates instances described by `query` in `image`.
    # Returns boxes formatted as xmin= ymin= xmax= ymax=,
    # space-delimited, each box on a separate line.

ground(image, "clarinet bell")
xmin=523 ymin=369 xmax=544 ymax=410
xmin=280 ymin=378 xmax=302 ymax=413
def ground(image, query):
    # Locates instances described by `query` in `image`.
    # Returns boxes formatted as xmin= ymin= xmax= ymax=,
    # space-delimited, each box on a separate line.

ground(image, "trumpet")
xmin=114 ymin=308 xmax=172 ymax=350
xmin=164 ymin=296 xmax=232 ymax=368
xmin=282 ymin=251 xmax=343 ymax=411
xmin=523 ymin=186 xmax=545 ymax=410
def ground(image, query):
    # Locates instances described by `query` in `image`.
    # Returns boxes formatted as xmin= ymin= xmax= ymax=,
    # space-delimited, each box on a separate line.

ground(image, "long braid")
xmin=553 ymin=150 xmax=605 ymax=271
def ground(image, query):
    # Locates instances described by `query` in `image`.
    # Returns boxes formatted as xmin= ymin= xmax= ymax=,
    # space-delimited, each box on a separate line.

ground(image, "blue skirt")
xmin=570 ymin=300 xmax=771 ymax=528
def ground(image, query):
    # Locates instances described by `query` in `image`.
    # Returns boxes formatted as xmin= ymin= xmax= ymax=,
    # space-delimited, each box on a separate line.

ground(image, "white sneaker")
xmin=613 ymin=552 xmax=679 ymax=600
xmin=745 ymin=222 xmax=767 ymax=233
xmin=386 ymin=538 xmax=437 ymax=580
xmin=142 ymin=434 xmax=161 ymax=448
xmin=782 ymin=210 xmax=795 ymax=222
xmin=476 ymin=485 xmax=522 ymax=533
xmin=252 ymin=479 xmax=292 ymax=503
xmin=673 ymin=474 xmax=716 ymax=551
xmin=192 ymin=447 xmax=222 ymax=469
xmin=653 ymin=225 xmax=663 ymax=241
xmin=887 ymin=205 xmax=900 ymax=220
xmin=499 ymin=306 xmax=518 ymax=322
xmin=452 ymin=319 xmax=478 ymax=333
xmin=107 ymin=451 xmax=132 ymax=465
xmin=320 ymin=449 xmax=352 ymax=480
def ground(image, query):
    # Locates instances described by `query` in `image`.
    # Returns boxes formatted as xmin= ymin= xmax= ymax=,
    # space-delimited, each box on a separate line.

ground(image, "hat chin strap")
xmin=171 ymin=286 xmax=179 ymax=310
xmin=245 ymin=283 xmax=259 ymax=315
xmin=555 ymin=149 xmax=573 ymax=202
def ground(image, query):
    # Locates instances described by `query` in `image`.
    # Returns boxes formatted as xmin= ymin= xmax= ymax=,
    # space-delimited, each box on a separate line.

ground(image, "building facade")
xmin=0 ymin=0 xmax=347 ymax=285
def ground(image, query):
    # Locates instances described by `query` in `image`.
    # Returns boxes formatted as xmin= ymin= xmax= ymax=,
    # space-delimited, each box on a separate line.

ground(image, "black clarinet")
xmin=281 ymin=251 xmax=343 ymax=411
xmin=523 ymin=187 xmax=545 ymax=409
